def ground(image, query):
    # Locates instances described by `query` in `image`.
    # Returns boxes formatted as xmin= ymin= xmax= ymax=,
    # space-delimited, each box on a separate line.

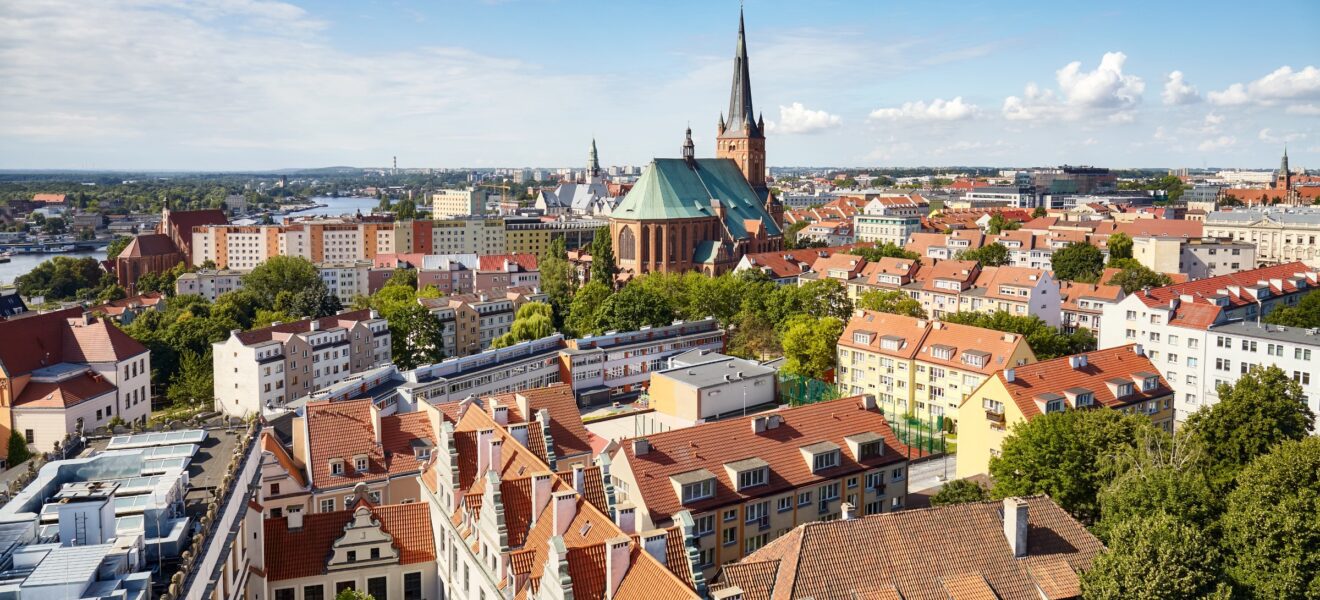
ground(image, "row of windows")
xmin=274 ymin=573 xmax=422 ymax=600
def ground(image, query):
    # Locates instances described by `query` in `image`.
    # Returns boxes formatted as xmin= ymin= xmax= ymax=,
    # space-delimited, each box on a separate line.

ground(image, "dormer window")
xmin=1118 ymin=383 xmax=1134 ymax=397
xmin=813 ymin=450 xmax=839 ymax=472
xmin=1143 ymin=376 xmax=1159 ymax=391
xmin=853 ymin=331 xmax=874 ymax=345
xmin=931 ymin=345 xmax=955 ymax=361
xmin=961 ymin=350 xmax=989 ymax=368
xmin=1045 ymin=398 xmax=1066 ymax=413
xmin=330 ymin=460 xmax=345 ymax=476
xmin=1075 ymin=392 xmax=1094 ymax=407
xmin=738 ymin=467 xmax=768 ymax=490
xmin=682 ymin=480 xmax=714 ymax=503
xmin=354 ymin=455 xmax=369 ymax=473
xmin=880 ymin=335 xmax=903 ymax=351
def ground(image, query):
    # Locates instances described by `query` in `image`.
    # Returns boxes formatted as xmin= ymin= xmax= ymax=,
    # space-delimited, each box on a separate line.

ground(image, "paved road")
xmin=907 ymin=453 xmax=957 ymax=495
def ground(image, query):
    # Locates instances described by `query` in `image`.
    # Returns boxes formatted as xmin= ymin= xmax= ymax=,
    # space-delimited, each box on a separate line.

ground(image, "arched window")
xmin=619 ymin=226 xmax=636 ymax=261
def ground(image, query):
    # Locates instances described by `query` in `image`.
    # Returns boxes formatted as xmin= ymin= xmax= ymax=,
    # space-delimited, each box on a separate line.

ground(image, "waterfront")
xmin=0 ymin=249 xmax=104 ymax=286
xmin=272 ymin=195 xmax=379 ymax=223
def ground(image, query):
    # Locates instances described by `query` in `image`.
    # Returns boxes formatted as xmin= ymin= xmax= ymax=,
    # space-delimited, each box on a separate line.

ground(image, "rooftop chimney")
xmin=509 ymin=422 xmax=530 ymax=447
xmin=476 ymin=428 xmax=494 ymax=476
xmin=841 ymin=502 xmax=855 ymax=520
xmin=572 ymin=464 xmax=586 ymax=495
xmin=862 ymin=394 xmax=877 ymax=410
xmin=552 ymin=490 xmax=579 ymax=537
xmin=633 ymin=438 xmax=650 ymax=455
xmin=640 ymin=529 xmax=668 ymax=565
xmin=1003 ymin=497 xmax=1029 ymax=557
xmin=604 ymin=536 xmax=632 ymax=599
xmin=489 ymin=438 xmax=504 ymax=474
xmin=288 ymin=510 xmax=304 ymax=530
xmin=751 ymin=416 xmax=768 ymax=434
xmin=1004 ymin=368 xmax=1016 ymax=383
xmin=370 ymin=403 xmax=382 ymax=444
xmin=615 ymin=502 xmax=637 ymax=535
xmin=530 ymin=472 xmax=554 ymax=524
xmin=1133 ymin=344 xmax=1145 ymax=357
xmin=492 ymin=402 xmax=509 ymax=426
xmin=711 ymin=587 xmax=745 ymax=600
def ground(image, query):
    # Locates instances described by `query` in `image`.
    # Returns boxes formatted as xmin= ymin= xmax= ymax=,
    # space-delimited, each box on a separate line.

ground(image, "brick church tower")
xmin=716 ymin=9 xmax=783 ymax=229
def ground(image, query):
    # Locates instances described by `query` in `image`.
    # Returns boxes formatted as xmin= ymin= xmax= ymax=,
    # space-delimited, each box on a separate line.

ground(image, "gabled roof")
xmin=988 ymin=344 xmax=1171 ymax=419
xmin=1134 ymin=261 xmax=1317 ymax=318
xmin=478 ymin=253 xmax=539 ymax=272
xmin=1059 ymin=281 xmax=1124 ymax=311
xmin=711 ymin=496 xmax=1102 ymax=600
xmin=118 ymin=234 xmax=180 ymax=258
xmin=304 ymin=399 xmax=430 ymax=488
xmin=263 ymin=502 xmax=435 ymax=581
xmin=838 ymin=311 xmax=929 ymax=359
xmin=740 ymin=244 xmax=871 ymax=280
xmin=617 ymin=395 xmax=916 ymax=525
xmin=491 ymin=384 xmax=594 ymax=462
xmin=613 ymin=158 xmax=781 ymax=239
xmin=916 ymin=321 xmax=1029 ymax=375
xmin=164 ymin=208 xmax=227 ymax=236
xmin=233 ymin=309 xmax=375 ymax=345
xmin=260 ymin=430 xmax=308 ymax=489
xmin=0 ymin=309 xmax=146 ymax=377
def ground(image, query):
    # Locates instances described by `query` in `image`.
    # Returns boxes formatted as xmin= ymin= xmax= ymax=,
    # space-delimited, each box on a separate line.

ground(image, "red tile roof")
xmin=479 ymin=253 xmax=539 ymax=272
xmin=33 ymin=194 xmax=67 ymax=203
xmin=118 ymin=234 xmax=180 ymax=258
xmin=164 ymin=209 xmax=227 ymax=236
xmin=617 ymin=396 xmax=918 ymax=525
xmin=0 ymin=310 xmax=146 ymax=378
xmin=494 ymin=384 xmax=594 ymax=462
xmin=260 ymin=431 xmax=308 ymax=489
xmin=61 ymin=318 xmax=149 ymax=363
xmin=711 ymin=496 xmax=1103 ymax=600
xmin=13 ymin=371 xmax=116 ymax=408
xmin=1132 ymin=261 xmax=1318 ymax=328
xmin=263 ymin=502 xmax=435 ymax=581
xmin=92 ymin=292 xmax=166 ymax=317
xmin=304 ymin=399 xmax=430 ymax=489
xmin=233 ymin=309 xmax=374 ymax=345
xmin=740 ymin=244 xmax=873 ymax=280
xmin=988 ymin=344 xmax=1172 ymax=419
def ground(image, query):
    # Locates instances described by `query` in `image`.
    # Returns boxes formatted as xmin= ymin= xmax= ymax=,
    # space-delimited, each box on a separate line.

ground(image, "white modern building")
xmin=1203 ymin=320 xmax=1320 ymax=430
xmin=564 ymin=318 xmax=727 ymax=405
xmin=175 ymin=269 xmax=244 ymax=301
xmin=430 ymin=188 xmax=486 ymax=218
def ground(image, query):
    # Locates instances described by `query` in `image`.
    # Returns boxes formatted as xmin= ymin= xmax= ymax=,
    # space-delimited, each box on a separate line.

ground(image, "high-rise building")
xmin=430 ymin=188 xmax=486 ymax=218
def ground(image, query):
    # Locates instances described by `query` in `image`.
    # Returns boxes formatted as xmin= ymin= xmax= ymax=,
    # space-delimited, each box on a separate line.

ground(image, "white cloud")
xmin=1209 ymin=65 xmax=1320 ymax=107
xmin=1153 ymin=126 xmax=1169 ymax=140
xmin=1161 ymin=71 xmax=1200 ymax=105
xmin=868 ymin=97 xmax=979 ymax=121
xmin=1197 ymin=136 xmax=1236 ymax=151
xmin=1002 ymin=52 xmax=1144 ymax=121
xmin=768 ymin=102 xmax=841 ymax=134
xmin=1288 ymin=104 xmax=1320 ymax=116
xmin=1259 ymin=128 xmax=1306 ymax=143
xmin=1205 ymin=112 xmax=1225 ymax=125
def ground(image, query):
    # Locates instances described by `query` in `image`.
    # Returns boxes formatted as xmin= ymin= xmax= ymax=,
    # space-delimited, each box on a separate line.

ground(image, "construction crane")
xmin=478 ymin=183 xmax=517 ymax=213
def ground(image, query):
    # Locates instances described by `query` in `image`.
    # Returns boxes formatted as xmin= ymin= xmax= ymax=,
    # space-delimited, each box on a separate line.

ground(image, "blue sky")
xmin=1 ymin=0 xmax=1317 ymax=171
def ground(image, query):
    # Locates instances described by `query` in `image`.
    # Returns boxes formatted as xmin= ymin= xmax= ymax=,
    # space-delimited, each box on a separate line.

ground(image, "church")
xmin=609 ymin=9 xmax=784 ymax=277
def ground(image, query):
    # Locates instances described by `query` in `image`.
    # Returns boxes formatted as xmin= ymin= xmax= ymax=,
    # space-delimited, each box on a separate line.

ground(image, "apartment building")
xmin=853 ymin=196 xmax=925 ymax=246
xmin=712 ymin=496 xmax=1102 ymax=600
xmin=397 ymin=335 xmax=568 ymax=407
xmin=420 ymin=293 xmax=517 ymax=355
xmin=415 ymin=254 xmax=477 ymax=295
xmin=1204 ymin=208 xmax=1320 ymax=265
xmin=564 ymin=318 xmax=726 ymax=404
xmin=191 ymin=218 xmax=510 ymax=268
xmin=837 ymin=310 xmax=1035 ymax=425
xmin=611 ymin=395 xmax=915 ymax=580
xmin=429 ymin=188 xmax=485 ymax=218
xmin=1099 ymin=262 xmax=1319 ymax=424
xmin=317 ymin=260 xmax=373 ymax=303
xmin=906 ymin=231 xmax=985 ymax=261
xmin=504 ymin=215 xmax=603 ymax=255
xmin=798 ymin=220 xmax=853 ymax=246
xmin=475 ymin=253 xmax=540 ymax=292
xmin=255 ymin=499 xmax=438 ymax=600
xmin=847 ymin=256 xmax=922 ymax=300
xmin=430 ymin=217 xmax=506 ymax=255
xmin=175 ymin=269 xmax=244 ymax=300
xmin=420 ymin=388 xmax=704 ymax=599
xmin=956 ymin=345 xmax=1174 ymax=478
xmin=0 ymin=309 xmax=152 ymax=454
xmin=1202 ymin=321 xmax=1320 ymax=430
xmin=884 ymin=260 xmax=1061 ymax=326
xmin=213 ymin=309 xmax=391 ymax=417
xmin=1133 ymin=236 xmax=1257 ymax=279
xmin=1059 ymin=280 xmax=1124 ymax=337
xmin=734 ymin=244 xmax=872 ymax=285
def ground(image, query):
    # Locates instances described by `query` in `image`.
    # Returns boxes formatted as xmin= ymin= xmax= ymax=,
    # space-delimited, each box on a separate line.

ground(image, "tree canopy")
xmin=779 ymin=315 xmax=845 ymax=380
xmin=929 ymin=479 xmax=989 ymax=506
xmin=589 ymin=227 xmax=616 ymax=286
xmin=956 ymin=242 xmax=1010 ymax=267
xmin=846 ymin=243 xmax=920 ymax=262
xmin=1263 ymin=288 xmax=1320 ymax=328
xmin=1108 ymin=264 xmax=1173 ymax=294
xmin=243 ymin=256 xmax=323 ymax=310
xmin=491 ymin=302 xmax=555 ymax=348
xmin=856 ymin=289 xmax=926 ymax=318
xmin=1080 ymin=512 xmax=1230 ymax=600
xmin=1051 ymin=242 xmax=1105 ymax=282
xmin=940 ymin=311 xmax=1093 ymax=359
xmin=1221 ymin=437 xmax=1320 ymax=598
xmin=1182 ymin=365 xmax=1315 ymax=482
xmin=986 ymin=213 xmax=1021 ymax=235
xmin=1106 ymin=232 xmax=1133 ymax=260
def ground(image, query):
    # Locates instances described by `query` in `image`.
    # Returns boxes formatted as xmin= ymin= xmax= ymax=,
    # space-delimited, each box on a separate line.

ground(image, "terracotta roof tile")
xmin=305 ymin=399 xmax=429 ymax=489
xmin=740 ymin=244 xmax=873 ymax=280
xmin=916 ymin=321 xmax=1031 ymax=376
xmin=618 ymin=396 xmax=918 ymax=525
xmin=0 ymin=309 xmax=146 ymax=378
xmin=1133 ymin=262 xmax=1317 ymax=323
xmin=713 ymin=496 xmax=1102 ymax=600
xmin=260 ymin=431 xmax=307 ymax=489
xmin=234 ymin=309 xmax=375 ymax=346
xmin=492 ymin=385 xmax=593 ymax=462
xmin=62 ymin=317 xmax=149 ymax=363
xmin=986 ymin=344 xmax=1172 ymax=419
xmin=1025 ymin=556 xmax=1081 ymax=600
xmin=263 ymin=502 xmax=434 ymax=581
xmin=479 ymin=253 xmax=539 ymax=272
xmin=13 ymin=371 xmax=116 ymax=408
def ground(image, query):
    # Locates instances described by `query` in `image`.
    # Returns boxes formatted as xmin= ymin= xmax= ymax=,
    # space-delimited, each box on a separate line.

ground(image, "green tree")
xmin=986 ymin=213 xmax=1020 ymax=235
xmin=491 ymin=302 xmax=555 ymax=348
xmin=1051 ymin=242 xmax=1105 ymax=282
xmin=956 ymin=242 xmax=1010 ymax=266
xmin=1031 ymin=206 xmax=1047 ymax=218
xmin=1108 ymin=264 xmax=1173 ymax=294
xmin=1095 ymin=432 xmax=1222 ymax=543
xmin=6 ymin=431 xmax=31 ymax=466
xmin=539 ymin=238 xmax=575 ymax=329
xmin=243 ymin=256 xmax=322 ymax=308
xmin=106 ymin=235 xmax=133 ymax=259
xmin=335 ymin=589 xmax=374 ymax=600
xmin=97 ymin=284 xmax=128 ymax=304
xmin=779 ymin=315 xmax=845 ymax=380
xmin=846 ymin=243 xmax=920 ymax=262
xmin=990 ymin=409 xmax=1155 ymax=522
xmin=589 ymin=227 xmax=616 ymax=286
xmin=15 ymin=256 xmax=106 ymax=300
xmin=212 ymin=289 xmax=263 ymax=330
xmin=166 ymin=349 xmax=213 ymax=406
xmin=276 ymin=284 xmax=343 ymax=319
xmin=1222 ymin=437 xmax=1320 ymax=598
xmin=782 ymin=220 xmax=811 ymax=249
xmin=1106 ymin=232 xmax=1133 ymax=261
xmin=252 ymin=309 xmax=296 ymax=328
xmin=595 ymin=283 xmax=675 ymax=333
xmin=385 ymin=268 xmax=418 ymax=290
xmin=394 ymin=198 xmax=417 ymax=219
xmin=566 ymin=280 xmax=612 ymax=337
xmin=1263 ymin=288 xmax=1320 ymax=328
xmin=1080 ymin=513 xmax=1230 ymax=600
xmin=929 ymin=479 xmax=989 ymax=506
xmin=856 ymin=289 xmax=926 ymax=318
xmin=388 ymin=304 xmax=445 ymax=369
xmin=1182 ymin=365 xmax=1316 ymax=483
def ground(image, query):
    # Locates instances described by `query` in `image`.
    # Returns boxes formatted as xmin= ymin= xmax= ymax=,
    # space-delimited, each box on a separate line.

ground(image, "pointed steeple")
xmin=723 ymin=7 xmax=761 ymax=138
xmin=588 ymin=138 xmax=600 ymax=178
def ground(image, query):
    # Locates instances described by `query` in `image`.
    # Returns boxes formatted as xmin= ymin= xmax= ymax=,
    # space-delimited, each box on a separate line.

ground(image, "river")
xmin=0 ymin=196 xmax=381 ymax=287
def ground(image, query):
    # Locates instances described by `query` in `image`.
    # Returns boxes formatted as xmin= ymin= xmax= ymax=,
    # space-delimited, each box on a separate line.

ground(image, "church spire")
xmin=724 ymin=7 xmax=760 ymax=138
xmin=682 ymin=126 xmax=696 ymax=166
xmin=588 ymin=138 xmax=600 ymax=178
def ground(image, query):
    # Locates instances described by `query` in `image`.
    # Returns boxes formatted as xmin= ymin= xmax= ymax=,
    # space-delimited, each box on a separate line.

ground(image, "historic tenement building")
xmin=610 ymin=10 xmax=784 ymax=276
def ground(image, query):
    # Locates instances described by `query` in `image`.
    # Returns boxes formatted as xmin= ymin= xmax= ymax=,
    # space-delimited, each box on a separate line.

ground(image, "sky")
xmin=1 ymin=0 xmax=1317 ymax=171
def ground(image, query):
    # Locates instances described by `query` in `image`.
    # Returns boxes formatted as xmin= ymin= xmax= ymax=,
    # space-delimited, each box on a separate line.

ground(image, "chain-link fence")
xmin=779 ymin=372 xmax=947 ymax=455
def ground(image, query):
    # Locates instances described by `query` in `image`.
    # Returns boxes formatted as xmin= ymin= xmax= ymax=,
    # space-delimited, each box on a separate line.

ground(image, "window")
xmin=1143 ymin=377 xmax=1159 ymax=392
xmin=722 ymin=527 xmax=736 ymax=546
xmin=24 ymin=429 xmax=34 ymax=444
xmin=1045 ymin=398 xmax=1066 ymax=413
xmin=982 ymin=398 xmax=1005 ymax=413
xmin=1294 ymin=371 xmax=1312 ymax=385
xmin=798 ymin=491 xmax=812 ymax=506
xmin=723 ymin=509 xmax=738 ymax=523
xmin=320 ymin=498 xmax=336 ymax=513
xmin=402 ymin=573 xmax=421 ymax=600
xmin=744 ymin=533 xmax=769 ymax=554
xmin=681 ymin=479 xmax=714 ymax=503
xmin=330 ymin=461 xmax=344 ymax=476
xmin=1241 ymin=340 xmax=1257 ymax=352
xmin=1217 ymin=336 xmax=1230 ymax=348
xmin=275 ymin=590 xmax=295 ymax=600
xmin=812 ymin=450 xmax=840 ymax=472
xmin=1188 ymin=338 xmax=1199 ymax=349
xmin=892 ymin=467 xmax=905 ymax=480
xmin=1216 ymin=358 xmax=1231 ymax=371
xmin=737 ymin=467 xmax=767 ymax=490
xmin=745 ymin=501 xmax=768 ymax=525
xmin=367 ymin=577 xmax=387 ymax=600
xmin=336 ymin=582 xmax=354 ymax=594
xmin=1117 ymin=383 xmax=1134 ymax=397
xmin=303 ymin=586 xmax=324 ymax=600
xmin=820 ymin=482 xmax=841 ymax=501
xmin=867 ymin=471 xmax=884 ymax=490
xmin=346 ymin=551 xmax=357 ymax=562
xmin=859 ymin=440 xmax=883 ymax=460
xmin=694 ymin=515 xmax=714 ymax=536
xmin=1074 ymin=393 xmax=1094 ymax=407
xmin=1297 ymin=348 xmax=1313 ymax=360
xmin=698 ymin=548 xmax=715 ymax=568
xmin=355 ymin=457 xmax=369 ymax=473
xmin=777 ymin=497 xmax=793 ymax=512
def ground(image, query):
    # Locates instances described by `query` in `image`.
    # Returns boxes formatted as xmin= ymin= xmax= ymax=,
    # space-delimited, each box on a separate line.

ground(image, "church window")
xmin=619 ymin=226 xmax=636 ymax=261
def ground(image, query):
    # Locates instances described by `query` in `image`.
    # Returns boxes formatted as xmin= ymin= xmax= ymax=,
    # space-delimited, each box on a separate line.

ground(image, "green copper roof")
xmin=613 ymin=158 xmax=782 ymax=240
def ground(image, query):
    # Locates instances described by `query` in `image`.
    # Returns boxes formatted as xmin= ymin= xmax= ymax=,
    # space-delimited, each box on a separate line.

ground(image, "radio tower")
xmin=392 ymin=156 xmax=397 ymax=175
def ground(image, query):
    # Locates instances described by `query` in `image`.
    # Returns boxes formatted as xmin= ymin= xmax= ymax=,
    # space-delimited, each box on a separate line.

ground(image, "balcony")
xmin=985 ymin=410 xmax=1006 ymax=426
